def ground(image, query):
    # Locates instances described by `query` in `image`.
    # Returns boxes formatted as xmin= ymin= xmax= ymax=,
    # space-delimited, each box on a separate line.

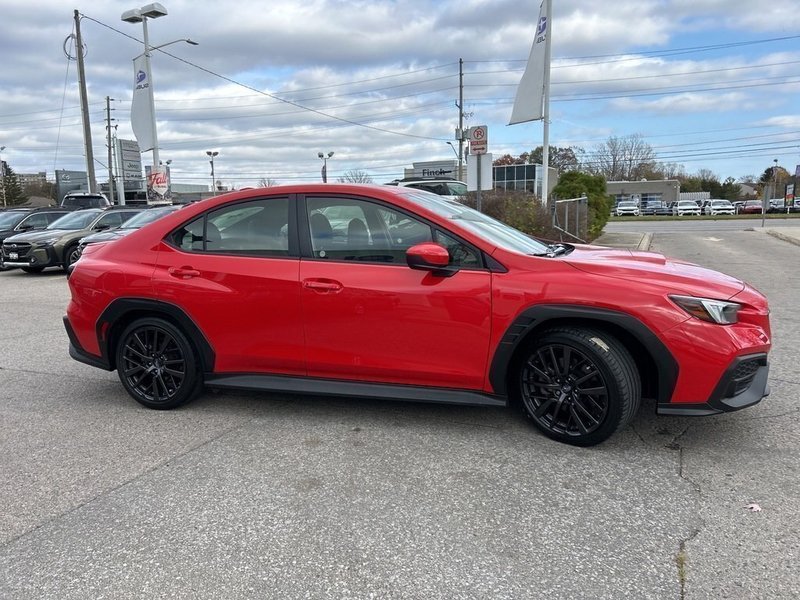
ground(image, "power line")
xmin=465 ymin=34 xmax=800 ymax=66
xmin=80 ymin=13 xmax=452 ymax=142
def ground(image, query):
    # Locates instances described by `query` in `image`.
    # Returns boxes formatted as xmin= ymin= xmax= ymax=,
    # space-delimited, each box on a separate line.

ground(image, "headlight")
xmin=670 ymin=295 xmax=740 ymax=324
xmin=35 ymin=238 xmax=60 ymax=247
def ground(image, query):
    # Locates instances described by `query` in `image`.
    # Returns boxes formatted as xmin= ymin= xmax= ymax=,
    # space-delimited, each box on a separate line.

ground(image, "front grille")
xmin=728 ymin=358 xmax=764 ymax=397
xmin=2 ymin=242 xmax=33 ymax=258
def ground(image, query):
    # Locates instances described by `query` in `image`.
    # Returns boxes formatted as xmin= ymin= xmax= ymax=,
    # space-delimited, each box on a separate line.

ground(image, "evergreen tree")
xmin=1 ymin=165 xmax=28 ymax=207
xmin=552 ymin=171 xmax=612 ymax=239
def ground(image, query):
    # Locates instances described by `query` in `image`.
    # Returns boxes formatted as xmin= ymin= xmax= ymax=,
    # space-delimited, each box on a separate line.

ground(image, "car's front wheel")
xmin=514 ymin=327 xmax=641 ymax=446
xmin=64 ymin=243 xmax=81 ymax=269
xmin=115 ymin=317 xmax=203 ymax=410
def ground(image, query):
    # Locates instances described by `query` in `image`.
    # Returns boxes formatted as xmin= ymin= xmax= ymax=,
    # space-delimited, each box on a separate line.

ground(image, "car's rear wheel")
xmin=514 ymin=327 xmax=640 ymax=446
xmin=115 ymin=317 xmax=203 ymax=410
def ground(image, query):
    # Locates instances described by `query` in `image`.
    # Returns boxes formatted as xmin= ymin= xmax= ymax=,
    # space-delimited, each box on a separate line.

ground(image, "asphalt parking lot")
xmin=0 ymin=227 xmax=798 ymax=599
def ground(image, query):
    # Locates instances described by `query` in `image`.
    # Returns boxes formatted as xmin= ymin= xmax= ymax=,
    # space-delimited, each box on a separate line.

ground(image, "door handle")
xmin=303 ymin=279 xmax=343 ymax=293
xmin=168 ymin=266 xmax=201 ymax=279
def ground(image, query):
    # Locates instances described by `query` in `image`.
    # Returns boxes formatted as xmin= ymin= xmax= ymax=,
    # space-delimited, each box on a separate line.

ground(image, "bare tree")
xmin=695 ymin=168 xmax=718 ymax=183
xmin=654 ymin=161 xmax=686 ymax=179
xmin=258 ymin=178 xmax=280 ymax=187
xmin=584 ymin=134 xmax=657 ymax=181
xmin=337 ymin=170 xmax=373 ymax=184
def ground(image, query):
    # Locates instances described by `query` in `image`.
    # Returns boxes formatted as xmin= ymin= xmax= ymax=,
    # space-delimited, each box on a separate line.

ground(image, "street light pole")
xmin=318 ymin=151 xmax=334 ymax=183
xmin=122 ymin=4 xmax=169 ymax=168
xmin=207 ymin=150 xmax=218 ymax=194
xmin=774 ymin=158 xmax=779 ymax=203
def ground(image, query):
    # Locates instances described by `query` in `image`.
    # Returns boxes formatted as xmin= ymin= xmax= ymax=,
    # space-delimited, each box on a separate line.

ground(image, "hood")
xmin=563 ymin=245 xmax=745 ymax=299
xmin=81 ymin=229 xmax=129 ymax=245
xmin=3 ymin=229 xmax=72 ymax=244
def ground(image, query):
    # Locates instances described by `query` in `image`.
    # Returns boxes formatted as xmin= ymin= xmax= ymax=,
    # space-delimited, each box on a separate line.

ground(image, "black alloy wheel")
xmin=516 ymin=327 xmax=640 ymax=446
xmin=116 ymin=318 xmax=202 ymax=409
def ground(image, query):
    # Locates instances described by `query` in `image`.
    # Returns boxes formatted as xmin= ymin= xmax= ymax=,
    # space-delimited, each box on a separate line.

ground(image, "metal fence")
xmin=551 ymin=196 xmax=588 ymax=243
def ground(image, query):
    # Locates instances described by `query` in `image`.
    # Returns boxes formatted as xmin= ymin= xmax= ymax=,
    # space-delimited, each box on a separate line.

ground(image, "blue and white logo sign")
xmin=537 ymin=16 xmax=547 ymax=36
xmin=136 ymin=69 xmax=147 ymax=85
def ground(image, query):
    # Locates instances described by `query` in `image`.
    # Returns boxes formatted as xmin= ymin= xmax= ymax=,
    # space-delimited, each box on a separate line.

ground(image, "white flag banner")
xmin=509 ymin=1 xmax=549 ymax=125
xmin=131 ymin=55 xmax=154 ymax=151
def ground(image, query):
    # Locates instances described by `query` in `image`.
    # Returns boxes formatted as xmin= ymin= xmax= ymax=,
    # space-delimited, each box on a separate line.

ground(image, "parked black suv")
xmin=1 ymin=206 xmax=141 ymax=272
xmin=60 ymin=192 xmax=111 ymax=210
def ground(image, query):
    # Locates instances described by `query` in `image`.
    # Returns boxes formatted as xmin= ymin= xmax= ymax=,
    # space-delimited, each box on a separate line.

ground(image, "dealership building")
xmin=402 ymin=159 xmax=558 ymax=198
xmin=606 ymin=179 xmax=681 ymax=206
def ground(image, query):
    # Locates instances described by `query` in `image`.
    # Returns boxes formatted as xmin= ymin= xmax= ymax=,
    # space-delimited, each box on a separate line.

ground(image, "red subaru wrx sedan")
xmin=64 ymin=184 xmax=771 ymax=446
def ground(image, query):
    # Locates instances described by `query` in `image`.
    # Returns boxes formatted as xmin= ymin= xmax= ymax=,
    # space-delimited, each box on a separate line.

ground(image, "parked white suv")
xmin=615 ymin=201 xmax=640 ymax=217
xmin=674 ymin=200 xmax=701 ymax=216
xmin=703 ymin=199 xmax=735 ymax=216
xmin=60 ymin=192 xmax=111 ymax=210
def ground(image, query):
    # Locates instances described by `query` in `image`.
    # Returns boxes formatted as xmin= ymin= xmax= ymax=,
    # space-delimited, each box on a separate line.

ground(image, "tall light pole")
xmin=773 ymin=158 xmax=779 ymax=203
xmin=0 ymin=145 xmax=6 ymax=208
xmin=207 ymin=150 xmax=218 ymax=194
xmin=122 ymin=4 xmax=197 ymax=172
xmin=318 ymin=151 xmax=334 ymax=183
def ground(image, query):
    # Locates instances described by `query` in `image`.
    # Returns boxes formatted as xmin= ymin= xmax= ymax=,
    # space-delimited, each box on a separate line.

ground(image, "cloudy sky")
xmin=1 ymin=0 xmax=799 ymax=190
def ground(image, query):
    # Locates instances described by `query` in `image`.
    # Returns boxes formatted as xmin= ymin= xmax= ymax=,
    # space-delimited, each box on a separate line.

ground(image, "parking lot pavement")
xmin=0 ymin=230 xmax=798 ymax=598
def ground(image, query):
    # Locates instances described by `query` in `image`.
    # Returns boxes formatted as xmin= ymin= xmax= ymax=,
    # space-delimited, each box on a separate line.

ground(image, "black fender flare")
xmin=96 ymin=298 xmax=216 ymax=372
xmin=488 ymin=304 xmax=678 ymax=402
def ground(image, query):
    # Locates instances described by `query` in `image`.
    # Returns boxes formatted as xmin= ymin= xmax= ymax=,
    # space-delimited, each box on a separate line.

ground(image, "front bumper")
xmin=657 ymin=353 xmax=769 ymax=416
xmin=1 ymin=245 xmax=60 ymax=269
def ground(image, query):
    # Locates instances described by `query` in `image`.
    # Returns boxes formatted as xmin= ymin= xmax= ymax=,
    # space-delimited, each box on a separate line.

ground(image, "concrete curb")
xmin=637 ymin=232 xmax=653 ymax=252
xmin=765 ymin=230 xmax=800 ymax=248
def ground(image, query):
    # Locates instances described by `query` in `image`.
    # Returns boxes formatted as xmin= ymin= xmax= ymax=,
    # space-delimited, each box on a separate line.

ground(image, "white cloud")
xmin=1 ymin=0 xmax=799 ymax=185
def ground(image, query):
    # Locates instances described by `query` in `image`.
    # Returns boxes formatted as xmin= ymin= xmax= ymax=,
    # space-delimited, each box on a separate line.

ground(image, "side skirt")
xmin=204 ymin=374 xmax=508 ymax=408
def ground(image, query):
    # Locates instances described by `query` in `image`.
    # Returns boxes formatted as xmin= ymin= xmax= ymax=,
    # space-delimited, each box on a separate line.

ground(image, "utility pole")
xmin=105 ymin=96 xmax=116 ymax=204
xmin=73 ymin=10 xmax=97 ymax=193
xmin=457 ymin=58 xmax=464 ymax=182
xmin=0 ymin=146 xmax=6 ymax=208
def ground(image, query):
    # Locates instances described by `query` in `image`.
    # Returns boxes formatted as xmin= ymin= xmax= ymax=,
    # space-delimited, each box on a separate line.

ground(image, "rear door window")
xmin=172 ymin=198 xmax=291 ymax=256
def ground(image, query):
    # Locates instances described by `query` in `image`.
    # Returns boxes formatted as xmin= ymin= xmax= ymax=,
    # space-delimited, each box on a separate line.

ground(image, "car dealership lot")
xmin=1 ymin=227 xmax=798 ymax=598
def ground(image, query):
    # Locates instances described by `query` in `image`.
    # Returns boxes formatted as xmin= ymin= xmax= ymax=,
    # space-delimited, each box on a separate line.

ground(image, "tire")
xmin=21 ymin=266 xmax=44 ymax=273
xmin=64 ymin=243 xmax=80 ymax=269
xmin=115 ymin=317 xmax=203 ymax=410
xmin=513 ymin=327 xmax=641 ymax=446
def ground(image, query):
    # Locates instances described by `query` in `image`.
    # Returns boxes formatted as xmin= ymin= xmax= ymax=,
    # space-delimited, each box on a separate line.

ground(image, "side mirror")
xmin=16 ymin=224 xmax=33 ymax=232
xmin=406 ymin=242 xmax=458 ymax=277
xmin=95 ymin=224 xmax=111 ymax=231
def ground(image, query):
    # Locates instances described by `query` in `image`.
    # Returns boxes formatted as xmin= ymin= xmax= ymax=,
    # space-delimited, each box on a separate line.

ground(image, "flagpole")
xmin=540 ymin=0 xmax=552 ymax=205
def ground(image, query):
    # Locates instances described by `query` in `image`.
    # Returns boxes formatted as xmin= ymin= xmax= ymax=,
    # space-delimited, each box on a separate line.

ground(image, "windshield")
xmin=47 ymin=210 xmax=102 ymax=230
xmin=445 ymin=182 xmax=467 ymax=195
xmin=400 ymin=190 xmax=551 ymax=255
xmin=119 ymin=206 xmax=178 ymax=229
xmin=619 ymin=202 xmax=636 ymax=207
xmin=0 ymin=211 xmax=26 ymax=229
